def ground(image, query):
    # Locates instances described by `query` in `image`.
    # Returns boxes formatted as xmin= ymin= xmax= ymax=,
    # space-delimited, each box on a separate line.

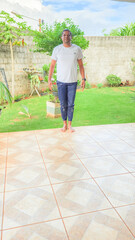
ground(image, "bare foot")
xmin=68 ymin=126 xmax=75 ymax=133
xmin=61 ymin=125 xmax=67 ymax=132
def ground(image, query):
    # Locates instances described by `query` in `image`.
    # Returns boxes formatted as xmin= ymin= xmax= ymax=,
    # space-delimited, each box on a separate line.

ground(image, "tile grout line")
xmin=37 ymin=126 xmax=135 ymax=238
xmin=1 ymin=173 xmax=134 ymax=194
xmin=69 ymin=144 xmax=135 ymax=238
xmin=101 ymin=126 xmax=135 ymax=152
xmin=114 ymin=207 xmax=135 ymax=238
xmin=2 ymin=127 xmax=134 ymax=238
xmin=1 ymin=132 xmax=9 ymax=240
xmin=2 ymin=217 xmax=62 ymax=232
xmin=100 ymin=127 xmax=135 ymax=176
xmin=34 ymin=131 xmax=70 ymax=240
xmin=61 ymin=202 xmax=135 ymax=221
xmin=86 ymin=131 xmax=135 ymax=178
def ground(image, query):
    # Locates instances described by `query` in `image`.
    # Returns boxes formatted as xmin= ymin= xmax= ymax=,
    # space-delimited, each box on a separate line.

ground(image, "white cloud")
xmin=0 ymin=0 xmax=135 ymax=35
xmin=7 ymin=0 xmax=42 ymax=11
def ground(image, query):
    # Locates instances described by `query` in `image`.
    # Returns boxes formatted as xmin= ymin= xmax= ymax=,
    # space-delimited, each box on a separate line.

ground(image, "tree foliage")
xmin=0 ymin=10 xmax=31 ymax=99
xmin=103 ymin=22 xmax=135 ymax=36
xmin=32 ymin=18 xmax=89 ymax=55
xmin=0 ymin=10 xmax=31 ymax=45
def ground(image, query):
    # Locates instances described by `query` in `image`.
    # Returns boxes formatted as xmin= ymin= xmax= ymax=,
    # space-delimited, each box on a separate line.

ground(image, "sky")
xmin=0 ymin=0 xmax=135 ymax=36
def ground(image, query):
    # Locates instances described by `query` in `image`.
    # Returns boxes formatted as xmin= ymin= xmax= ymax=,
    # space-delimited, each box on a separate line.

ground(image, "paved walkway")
xmin=0 ymin=123 xmax=135 ymax=240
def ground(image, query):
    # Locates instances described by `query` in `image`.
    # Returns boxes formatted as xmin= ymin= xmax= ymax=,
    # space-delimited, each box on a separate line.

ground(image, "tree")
xmin=103 ymin=22 xmax=135 ymax=36
xmin=32 ymin=18 xmax=89 ymax=56
xmin=0 ymin=10 xmax=31 ymax=100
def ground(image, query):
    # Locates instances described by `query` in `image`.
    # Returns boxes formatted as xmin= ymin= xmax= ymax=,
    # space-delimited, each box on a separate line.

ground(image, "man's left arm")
xmin=77 ymin=59 xmax=86 ymax=90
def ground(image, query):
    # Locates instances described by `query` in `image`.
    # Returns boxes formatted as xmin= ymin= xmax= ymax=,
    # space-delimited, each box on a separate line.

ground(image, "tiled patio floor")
xmin=0 ymin=123 xmax=135 ymax=240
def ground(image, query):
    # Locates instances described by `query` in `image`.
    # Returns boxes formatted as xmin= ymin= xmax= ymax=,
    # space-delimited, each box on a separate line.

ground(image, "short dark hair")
xmin=62 ymin=29 xmax=72 ymax=36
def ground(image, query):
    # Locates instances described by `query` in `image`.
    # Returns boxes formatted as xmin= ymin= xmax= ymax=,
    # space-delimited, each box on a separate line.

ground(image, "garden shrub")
xmin=97 ymin=83 xmax=103 ymax=88
xmin=85 ymin=81 xmax=91 ymax=89
xmin=106 ymin=74 xmax=121 ymax=87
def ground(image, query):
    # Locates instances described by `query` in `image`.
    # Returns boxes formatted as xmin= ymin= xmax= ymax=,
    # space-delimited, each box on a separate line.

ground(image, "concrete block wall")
xmin=0 ymin=36 xmax=135 ymax=96
xmin=84 ymin=36 xmax=135 ymax=86
xmin=0 ymin=36 xmax=51 ymax=95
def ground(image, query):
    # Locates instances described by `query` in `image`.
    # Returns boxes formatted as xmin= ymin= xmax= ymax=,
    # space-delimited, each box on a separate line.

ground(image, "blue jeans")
xmin=57 ymin=81 xmax=77 ymax=121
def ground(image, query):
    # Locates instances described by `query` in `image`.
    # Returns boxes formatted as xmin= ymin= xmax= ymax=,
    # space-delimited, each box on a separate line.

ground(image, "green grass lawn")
xmin=0 ymin=87 xmax=135 ymax=133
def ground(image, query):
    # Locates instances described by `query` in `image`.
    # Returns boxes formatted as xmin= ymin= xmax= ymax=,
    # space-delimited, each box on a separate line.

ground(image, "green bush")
xmin=43 ymin=63 xmax=57 ymax=82
xmin=85 ymin=81 xmax=91 ymax=89
xmin=131 ymin=58 xmax=135 ymax=78
xmin=97 ymin=83 xmax=103 ymax=88
xmin=42 ymin=64 xmax=50 ymax=74
xmin=77 ymin=80 xmax=81 ymax=86
xmin=106 ymin=74 xmax=121 ymax=87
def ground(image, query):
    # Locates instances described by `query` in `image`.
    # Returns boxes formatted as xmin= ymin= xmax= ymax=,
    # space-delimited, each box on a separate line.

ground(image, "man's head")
xmin=61 ymin=29 xmax=72 ymax=45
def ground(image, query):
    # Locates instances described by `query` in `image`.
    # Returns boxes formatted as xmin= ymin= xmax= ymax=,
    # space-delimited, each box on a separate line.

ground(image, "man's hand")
xmin=81 ymin=80 xmax=85 ymax=91
xmin=48 ymin=80 xmax=52 ymax=91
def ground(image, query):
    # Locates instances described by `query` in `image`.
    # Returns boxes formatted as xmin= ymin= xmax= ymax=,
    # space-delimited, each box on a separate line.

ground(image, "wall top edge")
xmin=85 ymin=36 xmax=135 ymax=39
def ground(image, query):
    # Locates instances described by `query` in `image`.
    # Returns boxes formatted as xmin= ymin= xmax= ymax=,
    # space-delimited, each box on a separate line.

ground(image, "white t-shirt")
xmin=51 ymin=44 xmax=83 ymax=83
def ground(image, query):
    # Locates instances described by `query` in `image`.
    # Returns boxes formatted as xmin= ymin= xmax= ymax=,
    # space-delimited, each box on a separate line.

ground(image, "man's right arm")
xmin=48 ymin=59 xmax=56 ymax=90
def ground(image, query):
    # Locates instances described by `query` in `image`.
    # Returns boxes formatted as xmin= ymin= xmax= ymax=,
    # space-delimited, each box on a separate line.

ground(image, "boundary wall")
xmin=0 ymin=36 xmax=135 ymax=95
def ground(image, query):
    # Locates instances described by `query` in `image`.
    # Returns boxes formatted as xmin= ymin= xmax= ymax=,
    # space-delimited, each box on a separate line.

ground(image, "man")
xmin=48 ymin=29 xmax=86 ymax=133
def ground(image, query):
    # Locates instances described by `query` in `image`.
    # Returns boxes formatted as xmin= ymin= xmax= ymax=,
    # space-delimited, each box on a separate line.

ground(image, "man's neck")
xmin=63 ymin=42 xmax=72 ymax=48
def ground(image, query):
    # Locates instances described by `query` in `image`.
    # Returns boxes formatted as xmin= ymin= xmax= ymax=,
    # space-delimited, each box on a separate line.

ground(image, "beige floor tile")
xmin=117 ymin=129 xmax=135 ymax=139
xmin=35 ymin=128 xmax=60 ymax=136
xmin=35 ymin=129 xmax=63 ymax=147
xmin=46 ymin=160 xmax=91 ymax=184
xmin=8 ymin=131 xmax=34 ymax=137
xmin=53 ymin=179 xmax=112 ymax=217
xmin=7 ymin=150 xmax=43 ymax=167
xmin=71 ymin=142 xmax=108 ymax=158
xmin=8 ymin=133 xmax=36 ymax=144
xmin=113 ymin=153 xmax=135 ymax=172
xmin=36 ymin=136 xmax=61 ymax=148
xmin=8 ymin=138 xmax=39 ymax=153
xmin=81 ymin=155 xmax=128 ymax=178
xmin=0 ymin=153 xmax=6 ymax=169
xmin=0 ymin=168 xmax=5 ymax=193
xmin=0 ymin=132 xmax=8 ymax=137
xmin=5 ymin=163 xmax=50 ymax=191
xmin=41 ymin=144 xmax=78 ymax=163
xmin=64 ymin=209 xmax=134 ymax=240
xmin=86 ymin=128 xmax=120 ymax=142
xmin=61 ymin=131 xmax=95 ymax=145
xmin=98 ymin=140 xmax=135 ymax=155
xmin=105 ymin=126 xmax=135 ymax=139
xmin=0 ymin=140 xmax=7 ymax=150
xmin=83 ymin=125 xmax=106 ymax=133
xmin=2 ymin=219 xmax=68 ymax=240
xmin=0 ymin=124 xmax=135 ymax=238
xmin=0 ymin=192 xmax=3 ymax=230
xmin=7 ymin=133 xmax=39 ymax=154
xmin=69 ymin=126 xmax=96 ymax=135
xmin=96 ymin=174 xmax=135 ymax=207
xmin=116 ymin=204 xmax=135 ymax=236
xmin=3 ymin=186 xmax=60 ymax=229
xmin=103 ymin=123 xmax=135 ymax=130
xmin=123 ymin=138 xmax=135 ymax=149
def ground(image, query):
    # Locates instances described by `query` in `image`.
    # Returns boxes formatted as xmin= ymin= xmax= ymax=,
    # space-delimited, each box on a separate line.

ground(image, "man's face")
xmin=61 ymin=31 xmax=72 ymax=44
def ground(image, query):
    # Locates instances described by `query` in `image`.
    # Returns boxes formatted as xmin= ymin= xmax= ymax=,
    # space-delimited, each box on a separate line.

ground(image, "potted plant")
xmin=46 ymin=94 xmax=61 ymax=118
